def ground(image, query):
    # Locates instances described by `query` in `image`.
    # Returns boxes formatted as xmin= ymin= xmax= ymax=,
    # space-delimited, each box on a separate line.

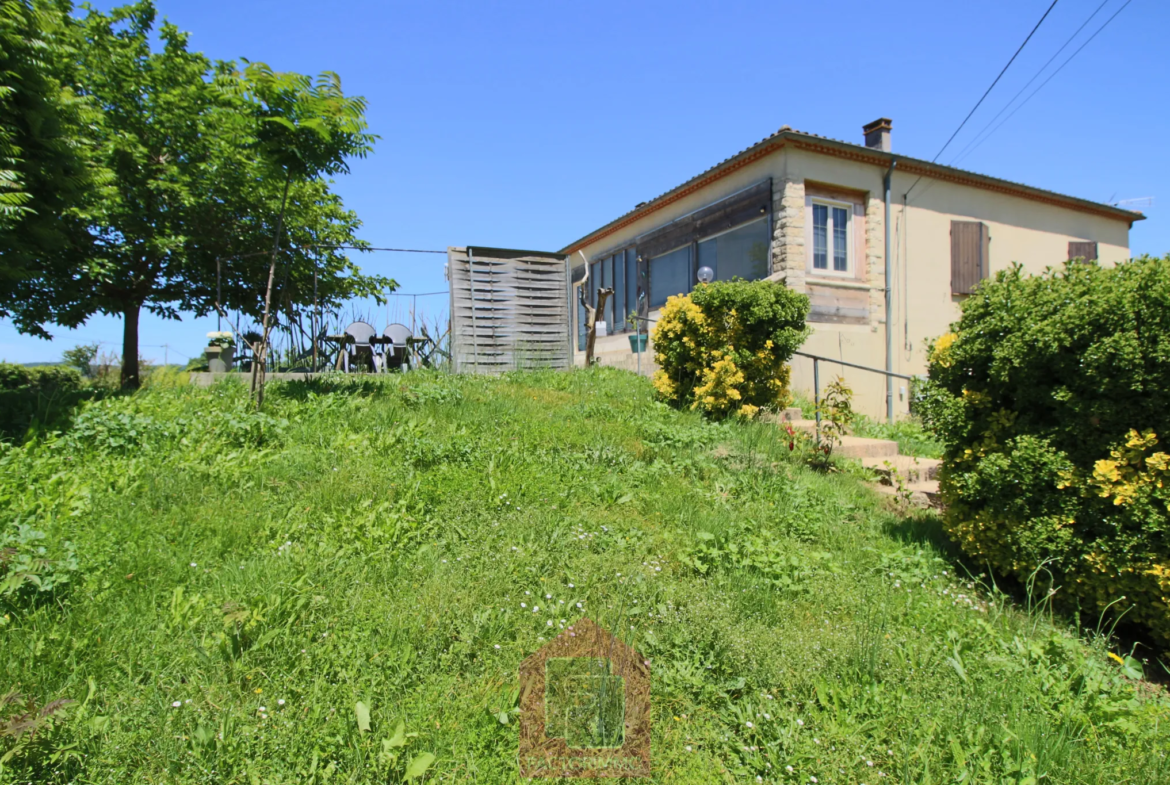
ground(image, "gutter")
xmin=884 ymin=158 xmax=897 ymax=424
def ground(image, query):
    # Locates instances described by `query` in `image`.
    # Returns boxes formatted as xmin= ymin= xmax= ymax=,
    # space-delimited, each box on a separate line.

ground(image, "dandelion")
xmin=254 ymin=688 xmax=262 ymax=694
xmin=172 ymin=701 xmax=182 ymax=708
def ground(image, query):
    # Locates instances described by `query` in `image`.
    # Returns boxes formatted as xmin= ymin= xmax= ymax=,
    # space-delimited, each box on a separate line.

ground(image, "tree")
xmin=0 ymin=0 xmax=101 ymax=330
xmin=1 ymin=1 xmax=390 ymax=388
xmin=236 ymin=61 xmax=379 ymax=406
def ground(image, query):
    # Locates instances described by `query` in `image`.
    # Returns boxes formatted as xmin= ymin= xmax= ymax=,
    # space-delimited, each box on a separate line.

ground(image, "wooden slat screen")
xmin=448 ymin=247 xmax=570 ymax=373
xmin=1068 ymin=241 xmax=1098 ymax=262
xmin=951 ymin=221 xmax=989 ymax=295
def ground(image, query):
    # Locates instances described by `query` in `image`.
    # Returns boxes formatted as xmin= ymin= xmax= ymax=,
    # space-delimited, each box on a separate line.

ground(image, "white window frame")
xmin=809 ymin=198 xmax=853 ymax=277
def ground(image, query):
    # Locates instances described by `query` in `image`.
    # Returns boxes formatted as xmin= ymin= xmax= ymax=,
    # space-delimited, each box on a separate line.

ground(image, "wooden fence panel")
xmin=447 ymin=247 xmax=571 ymax=373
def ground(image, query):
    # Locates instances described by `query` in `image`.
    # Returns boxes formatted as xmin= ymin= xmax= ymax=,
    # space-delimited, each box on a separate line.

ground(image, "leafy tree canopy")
xmin=0 ymin=1 xmax=393 ymax=387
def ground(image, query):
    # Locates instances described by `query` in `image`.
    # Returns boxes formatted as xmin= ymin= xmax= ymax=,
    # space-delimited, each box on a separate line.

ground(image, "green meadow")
xmin=1 ymin=369 xmax=1166 ymax=783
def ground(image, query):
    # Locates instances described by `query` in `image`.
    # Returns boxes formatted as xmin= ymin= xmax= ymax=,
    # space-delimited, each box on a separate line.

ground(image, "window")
xmin=649 ymin=245 xmax=692 ymax=309
xmin=951 ymin=221 xmax=990 ymax=295
xmin=602 ymin=255 xmax=615 ymax=328
xmin=1068 ymin=241 xmax=1098 ymax=262
xmin=612 ymin=252 xmax=625 ymax=332
xmin=625 ymin=249 xmax=638 ymax=329
xmin=811 ymin=200 xmax=851 ymax=273
xmin=697 ymin=218 xmax=769 ymax=282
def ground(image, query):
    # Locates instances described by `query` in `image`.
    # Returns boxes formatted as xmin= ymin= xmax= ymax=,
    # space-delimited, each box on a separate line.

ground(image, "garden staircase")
xmin=773 ymin=407 xmax=941 ymax=505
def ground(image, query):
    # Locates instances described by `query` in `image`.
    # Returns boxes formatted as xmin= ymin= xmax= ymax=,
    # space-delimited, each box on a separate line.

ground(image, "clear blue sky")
xmin=2 ymin=0 xmax=1166 ymax=365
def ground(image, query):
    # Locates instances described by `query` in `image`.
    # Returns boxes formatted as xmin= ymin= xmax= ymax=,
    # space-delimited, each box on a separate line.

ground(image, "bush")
xmin=918 ymin=257 xmax=1170 ymax=645
xmin=651 ymin=279 xmax=809 ymax=418
xmin=0 ymin=364 xmax=92 ymax=441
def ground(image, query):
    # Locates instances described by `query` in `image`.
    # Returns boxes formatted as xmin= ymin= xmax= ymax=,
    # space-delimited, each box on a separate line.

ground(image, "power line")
xmin=950 ymin=0 xmax=1133 ymax=168
xmin=948 ymin=0 xmax=1111 ymax=166
xmin=905 ymin=0 xmax=1060 ymax=198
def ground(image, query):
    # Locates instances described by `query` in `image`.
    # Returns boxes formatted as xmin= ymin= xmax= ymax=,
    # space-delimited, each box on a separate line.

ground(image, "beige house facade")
xmin=561 ymin=120 xmax=1142 ymax=418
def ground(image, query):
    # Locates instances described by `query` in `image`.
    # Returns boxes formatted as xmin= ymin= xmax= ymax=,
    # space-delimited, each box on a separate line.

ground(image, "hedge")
xmin=651 ymin=279 xmax=809 ymax=419
xmin=918 ymin=256 xmax=1170 ymax=645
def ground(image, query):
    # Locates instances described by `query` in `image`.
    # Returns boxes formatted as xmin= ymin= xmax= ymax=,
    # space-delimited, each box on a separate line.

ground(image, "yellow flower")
xmin=1107 ymin=652 xmax=1125 ymax=665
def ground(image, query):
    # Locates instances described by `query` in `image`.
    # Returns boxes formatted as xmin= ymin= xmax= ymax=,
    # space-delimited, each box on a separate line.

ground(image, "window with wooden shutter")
xmin=1068 ymin=241 xmax=1098 ymax=262
xmin=951 ymin=221 xmax=989 ymax=295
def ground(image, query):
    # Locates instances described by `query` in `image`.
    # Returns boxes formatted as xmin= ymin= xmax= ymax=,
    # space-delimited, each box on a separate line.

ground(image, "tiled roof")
xmin=559 ymin=126 xmax=1144 ymax=255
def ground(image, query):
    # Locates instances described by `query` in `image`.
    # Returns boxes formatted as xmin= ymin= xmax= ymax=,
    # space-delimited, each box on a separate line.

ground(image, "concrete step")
xmin=835 ymin=435 xmax=900 ymax=459
xmin=861 ymin=455 xmax=942 ymax=484
xmin=773 ymin=419 xmax=898 ymax=459
xmin=760 ymin=407 xmax=805 ymax=424
xmin=868 ymin=479 xmax=941 ymax=507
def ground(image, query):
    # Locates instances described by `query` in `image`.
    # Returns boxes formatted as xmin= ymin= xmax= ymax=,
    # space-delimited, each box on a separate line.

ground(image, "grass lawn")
xmin=1 ymin=369 xmax=1166 ymax=783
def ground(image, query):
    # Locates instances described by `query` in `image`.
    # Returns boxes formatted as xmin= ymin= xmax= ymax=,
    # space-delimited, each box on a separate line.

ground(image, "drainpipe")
xmin=884 ymin=158 xmax=897 ymax=424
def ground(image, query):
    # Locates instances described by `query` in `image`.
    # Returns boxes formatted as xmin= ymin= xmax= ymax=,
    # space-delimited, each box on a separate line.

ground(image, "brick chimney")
xmin=863 ymin=118 xmax=892 ymax=152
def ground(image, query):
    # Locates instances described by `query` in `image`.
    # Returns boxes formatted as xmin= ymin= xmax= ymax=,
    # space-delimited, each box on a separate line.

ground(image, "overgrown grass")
xmin=1 ymin=369 xmax=1165 ymax=783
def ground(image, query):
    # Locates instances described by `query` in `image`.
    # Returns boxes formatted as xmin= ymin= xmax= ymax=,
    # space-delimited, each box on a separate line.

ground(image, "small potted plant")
xmin=627 ymin=310 xmax=648 ymax=353
xmin=205 ymin=331 xmax=235 ymax=372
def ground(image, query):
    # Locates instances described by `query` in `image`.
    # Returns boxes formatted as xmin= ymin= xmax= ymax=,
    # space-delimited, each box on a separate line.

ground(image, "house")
xmin=560 ymin=119 xmax=1143 ymax=418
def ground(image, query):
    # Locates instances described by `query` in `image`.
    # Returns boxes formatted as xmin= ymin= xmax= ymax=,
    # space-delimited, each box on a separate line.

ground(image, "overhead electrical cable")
xmin=950 ymin=0 xmax=1132 ymax=168
xmin=947 ymin=0 xmax=1111 ymax=166
xmin=904 ymin=0 xmax=1061 ymax=199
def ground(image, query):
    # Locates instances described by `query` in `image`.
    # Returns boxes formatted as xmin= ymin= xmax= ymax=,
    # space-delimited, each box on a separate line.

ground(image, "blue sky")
xmin=2 ymin=0 xmax=1166 ymax=365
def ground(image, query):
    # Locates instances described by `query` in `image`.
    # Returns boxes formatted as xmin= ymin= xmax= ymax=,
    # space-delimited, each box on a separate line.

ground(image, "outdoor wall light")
xmin=697 ymin=266 xmax=714 ymax=284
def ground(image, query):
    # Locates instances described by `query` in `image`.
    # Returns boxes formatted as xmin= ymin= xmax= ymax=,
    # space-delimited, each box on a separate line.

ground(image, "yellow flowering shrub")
xmin=651 ymin=279 xmax=808 ymax=419
xmin=917 ymin=257 xmax=1170 ymax=645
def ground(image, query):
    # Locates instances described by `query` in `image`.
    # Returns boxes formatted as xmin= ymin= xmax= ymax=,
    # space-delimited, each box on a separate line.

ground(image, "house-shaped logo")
xmin=518 ymin=617 xmax=651 ymax=778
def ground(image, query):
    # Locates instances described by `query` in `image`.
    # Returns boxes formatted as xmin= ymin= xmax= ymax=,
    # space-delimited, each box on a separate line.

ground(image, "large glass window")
xmin=697 ymin=218 xmax=769 ymax=282
xmin=649 ymin=245 xmax=692 ymax=309
xmin=603 ymin=255 xmax=615 ymax=329
xmin=811 ymin=200 xmax=851 ymax=273
xmin=612 ymin=252 xmax=626 ymax=332
xmin=625 ymin=249 xmax=638 ymax=330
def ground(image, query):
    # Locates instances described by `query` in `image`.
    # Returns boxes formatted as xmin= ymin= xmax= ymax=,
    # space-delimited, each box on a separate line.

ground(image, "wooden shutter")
xmin=951 ymin=221 xmax=989 ymax=295
xmin=1068 ymin=241 xmax=1098 ymax=262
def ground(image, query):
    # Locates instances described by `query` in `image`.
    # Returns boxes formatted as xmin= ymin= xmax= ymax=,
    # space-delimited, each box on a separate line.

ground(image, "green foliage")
xmin=918 ymin=256 xmax=1170 ymax=646
xmin=61 ymin=343 xmax=98 ymax=377
xmin=0 ymin=0 xmax=104 ymax=327
xmin=0 ymin=361 xmax=96 ymax=441
xmin=651 ymin=279 xmax=809 ymax=419
xmin=0 ymin=369 xmax=1164 ymax=782
xmin=0 ymin=1 xmax=392 ymax=390
xmin=0 ymin=522 xmax=78 ymax=604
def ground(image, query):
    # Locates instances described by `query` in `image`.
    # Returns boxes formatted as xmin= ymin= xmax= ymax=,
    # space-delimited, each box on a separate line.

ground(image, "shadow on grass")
xmin=0 ymin=386 xmax=113 ymax=443
xmin=268 ymin=374 xmax=404 ymax=401
xmin=885 ymin=507 xmax=1170 ymax=674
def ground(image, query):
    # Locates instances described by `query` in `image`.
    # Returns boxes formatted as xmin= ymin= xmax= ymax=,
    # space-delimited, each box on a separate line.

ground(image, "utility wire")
xmin=905 ymin=0 xmax=1060 ymax=198
xmin=948 ymin=0 xmax=1111 ymax=166
xmin=951 ymin=0 xmax=1132 ymax=168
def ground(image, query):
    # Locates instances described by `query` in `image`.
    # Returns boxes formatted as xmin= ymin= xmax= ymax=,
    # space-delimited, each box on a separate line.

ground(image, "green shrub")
xmin=0 ymin=363 xmax=93 ymax=442
xmin=651 ymin=279 xmax=809 ymax=418
xmin=918 ymin=257 xmax=1170 ymax=645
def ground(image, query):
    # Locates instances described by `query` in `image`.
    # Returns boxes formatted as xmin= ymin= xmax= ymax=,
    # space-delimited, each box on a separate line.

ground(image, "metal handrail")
xmin=792 ymin=350 xmax=918 ymax=428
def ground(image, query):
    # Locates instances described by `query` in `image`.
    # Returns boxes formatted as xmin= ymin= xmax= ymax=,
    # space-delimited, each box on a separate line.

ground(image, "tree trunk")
xmin=121 ymin=301 xmax=141 ymax=389
xmin=255 ymin=170 xmax=293 ymax=409
xmin=583 ymin=287 xmax=613 ymax=367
